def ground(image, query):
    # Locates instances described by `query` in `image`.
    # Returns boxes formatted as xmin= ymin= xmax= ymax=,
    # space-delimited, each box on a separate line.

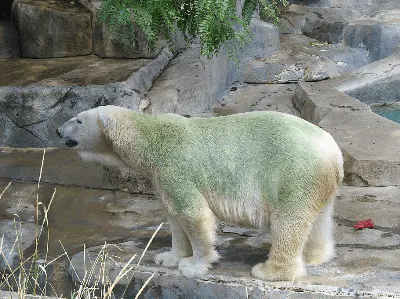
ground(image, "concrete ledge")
xmin=0 ymin=147 xmax=152 ymax=194
xmin=293 ymin=82 xmax=400 ymax=186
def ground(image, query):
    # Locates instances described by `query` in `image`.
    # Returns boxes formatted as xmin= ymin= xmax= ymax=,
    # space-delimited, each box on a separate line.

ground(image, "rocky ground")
xmin=0 ymin=178 xmax=399 ymax=298
xmin=1 ymin=0 xmax=400 ymax=297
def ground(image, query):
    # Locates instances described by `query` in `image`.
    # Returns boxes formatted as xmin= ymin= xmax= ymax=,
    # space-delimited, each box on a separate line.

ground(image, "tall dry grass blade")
xmin=59 ymin=241 xmax=81 ymax=285
xmin=134 ymin=273 xmax=155 ymax=299
xmin=0 ymin=181 xmax=12 ymax=200
xmin=103 ymin=253 xmax=137 ymax=299
xmin=33 ymin=149 xmax=45 ymax=295
xmin=121 ymin=222 xmax=163 ymax=298
xmin=137 ymin=222 xmax=163 ymax=267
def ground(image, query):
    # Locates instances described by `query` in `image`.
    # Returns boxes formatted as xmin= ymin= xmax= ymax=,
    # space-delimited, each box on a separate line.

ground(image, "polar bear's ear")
xmin=98 ymin=112 xmax=111 ymax=130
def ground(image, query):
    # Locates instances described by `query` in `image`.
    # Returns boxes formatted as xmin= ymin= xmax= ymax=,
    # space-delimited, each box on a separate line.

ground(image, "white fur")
xmin=57 ymin=106 xmax=344 ymax=281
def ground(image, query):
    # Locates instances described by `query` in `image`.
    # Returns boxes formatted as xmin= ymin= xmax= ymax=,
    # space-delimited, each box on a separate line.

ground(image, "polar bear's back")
xmin=165 ymin=111 xmax=341 ymax=202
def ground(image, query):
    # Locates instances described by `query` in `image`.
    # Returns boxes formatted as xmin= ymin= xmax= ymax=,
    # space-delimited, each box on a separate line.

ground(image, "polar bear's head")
xmin=56 ymin=106 xmax=132 ymax=168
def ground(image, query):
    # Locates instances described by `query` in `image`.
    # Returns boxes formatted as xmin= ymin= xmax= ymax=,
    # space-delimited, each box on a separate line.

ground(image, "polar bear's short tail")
xmin=336 ymin=149 xmax=344 ymax=186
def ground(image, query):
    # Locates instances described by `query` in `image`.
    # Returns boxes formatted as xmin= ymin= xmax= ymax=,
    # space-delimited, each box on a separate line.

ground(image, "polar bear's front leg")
xmin=155 ymin=216 xmax=192 ymax=267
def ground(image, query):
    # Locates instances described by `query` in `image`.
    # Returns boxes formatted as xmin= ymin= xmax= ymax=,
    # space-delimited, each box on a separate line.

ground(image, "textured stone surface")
xmin=0 ymin=83 xmax=141 ymax=147
xmin=333 ymin=51 xmax=400 ymax=105
xmin=0 ymin=291 xmax=60 ymax=299
xmin=0 ymin=55 xmax=150 ymax=87
xmin=293 ymin=82 xmax=400 ymax=187
xmin=280 ymin=4 xmax=361 ymax=43
xmin=0 ymin=219 xmax=36 ymax=270
xmin=145 ymin=45 xmax=211 ymax=116
xmin=0 ymin=21 xmax=20 ymax=58
xmin=13 ymin=0 xmax=92 ymax=58
xmin=146 ymin=19 xmax=280 ymax=116
xmin=213 ymin=83 xmax=300 ymax=116
xmin=343 ymin=18 xmax=400 ymax=62
xmin=306 ymin=0 xmax=400 ymax=15
xmin=0 ymin=147 xmax=152 ymax=193
xmin=243 ymin=34 xmax=369 ymax=83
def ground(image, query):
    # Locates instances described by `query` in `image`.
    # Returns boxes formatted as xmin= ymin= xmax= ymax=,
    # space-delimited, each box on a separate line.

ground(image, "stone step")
xmin=0 ymin=147 xmax=152 ymax=193
xmin=0 ymin=21 xmax=20 ymax=58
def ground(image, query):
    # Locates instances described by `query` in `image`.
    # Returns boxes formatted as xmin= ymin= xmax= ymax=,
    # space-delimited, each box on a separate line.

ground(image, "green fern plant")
xmin=98 ymin=0 xmax=288 ymax=58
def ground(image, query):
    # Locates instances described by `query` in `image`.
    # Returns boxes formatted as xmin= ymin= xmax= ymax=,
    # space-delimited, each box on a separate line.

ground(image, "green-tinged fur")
xmin=106 ymin=110 xmax=337 ymax=221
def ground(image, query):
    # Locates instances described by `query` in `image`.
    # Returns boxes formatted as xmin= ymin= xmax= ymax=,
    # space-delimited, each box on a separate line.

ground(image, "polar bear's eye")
xmin=77 ymin=119 xmax=82 ymax=124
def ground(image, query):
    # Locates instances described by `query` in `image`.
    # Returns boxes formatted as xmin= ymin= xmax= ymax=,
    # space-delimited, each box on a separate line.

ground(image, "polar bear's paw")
xmin=154 ymin=251 xmax=183 ymax=268
xmin=178 ymin=257 xmax=211 ymax=278
xmin=304 ymin=243 xmax=335 ymax=266
xmin=251 ymin=260 xmax=306 ymax=281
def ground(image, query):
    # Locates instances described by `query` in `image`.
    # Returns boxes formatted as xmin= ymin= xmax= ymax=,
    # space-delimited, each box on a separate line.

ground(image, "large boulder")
xmin=343 ymin=18 xmax=400 ymax=62
xmin=0 ymin=21 xmax=20 ymax=58
xmin=306 ymin=0 xmax=400 ymax=15
xmin=12 ymin=0 xmax=92 ymax=58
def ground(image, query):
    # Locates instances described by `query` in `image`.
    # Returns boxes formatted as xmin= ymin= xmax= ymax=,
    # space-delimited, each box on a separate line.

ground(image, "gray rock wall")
xmin=0 ymin=83 xmax=141 ymax=147
xmin=12 ymin=0 xmax=92 ymax=58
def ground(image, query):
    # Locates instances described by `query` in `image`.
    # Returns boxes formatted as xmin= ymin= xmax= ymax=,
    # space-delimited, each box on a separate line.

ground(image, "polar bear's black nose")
xmin=65 ymin=139 xmax=78 ymax=148
xmin=56 ymin=128 xmax=62 ymax=138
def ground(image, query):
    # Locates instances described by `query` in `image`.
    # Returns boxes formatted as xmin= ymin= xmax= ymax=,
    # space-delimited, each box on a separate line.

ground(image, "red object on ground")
xmin=354 ymin=219 xmax=375 ymax=230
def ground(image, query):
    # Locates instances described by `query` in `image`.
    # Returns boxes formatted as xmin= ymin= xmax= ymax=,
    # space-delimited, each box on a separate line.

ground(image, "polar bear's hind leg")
xmin=251 ymin=209 xmax=316 ymax=281
xmin=303 ymin=201 xmax=335 ymax=265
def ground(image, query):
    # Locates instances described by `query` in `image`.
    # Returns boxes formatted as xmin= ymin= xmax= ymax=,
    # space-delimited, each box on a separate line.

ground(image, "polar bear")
xmin=57 ymin=105 xmax=343 ymax=281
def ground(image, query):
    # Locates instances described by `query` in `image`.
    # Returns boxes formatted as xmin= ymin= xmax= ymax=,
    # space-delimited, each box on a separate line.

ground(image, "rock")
xmin=342 ymin=18 xmax=400 ymax=62
xmin=336 ymin=186 xmax=400 ymax=229
xmin=0 ymin=219 xmax=36 ymax=270
xmin=0 ymin=291 xmax=60 ymax=299
xmin=0 ymin=21 xmax=20 ymax=58
xmin=213 ymin=83 xmax=300 ymax=117
xmin=145 ymin=18 xmax=280 ymax=116
xmin=306 ymin=0 xmax=400 ymax=15
xmin=332 ymin=51 xmax=400 ymax=104
xmin=126 ymin=47 xmax=175 ymax=94
xmin=0 ymin=147 xmax=152 ymax=194
xmin=293 ymin=82 xmax=400 ymax=187
xmin=0 ymin=180 xmax=41 ymax=223
xmin=146 ymin=45 xmax=211 ymax=116
xmin=92 ymin=22 xmax=166 ymax=59
xmin=0 ymin=83 xmax=141 ymax=147
xmin=12 ymin=0 xmax=92 ymax=58
xmin=243 ymin=34 xmax=368 ymax=84
xmin=280 ymin=5 xmax=361 ymax=44
xmin=0 ymin=55 xmax=151 ymax=87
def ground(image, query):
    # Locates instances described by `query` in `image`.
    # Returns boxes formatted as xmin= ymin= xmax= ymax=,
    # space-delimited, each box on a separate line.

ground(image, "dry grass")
xmin=0 ymin=149 xmax=159 ymax=298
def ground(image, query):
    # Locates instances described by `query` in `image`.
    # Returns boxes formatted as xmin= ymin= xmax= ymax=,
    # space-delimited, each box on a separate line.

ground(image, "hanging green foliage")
xmin=97 ymin=0 xmax=288 ymax=58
